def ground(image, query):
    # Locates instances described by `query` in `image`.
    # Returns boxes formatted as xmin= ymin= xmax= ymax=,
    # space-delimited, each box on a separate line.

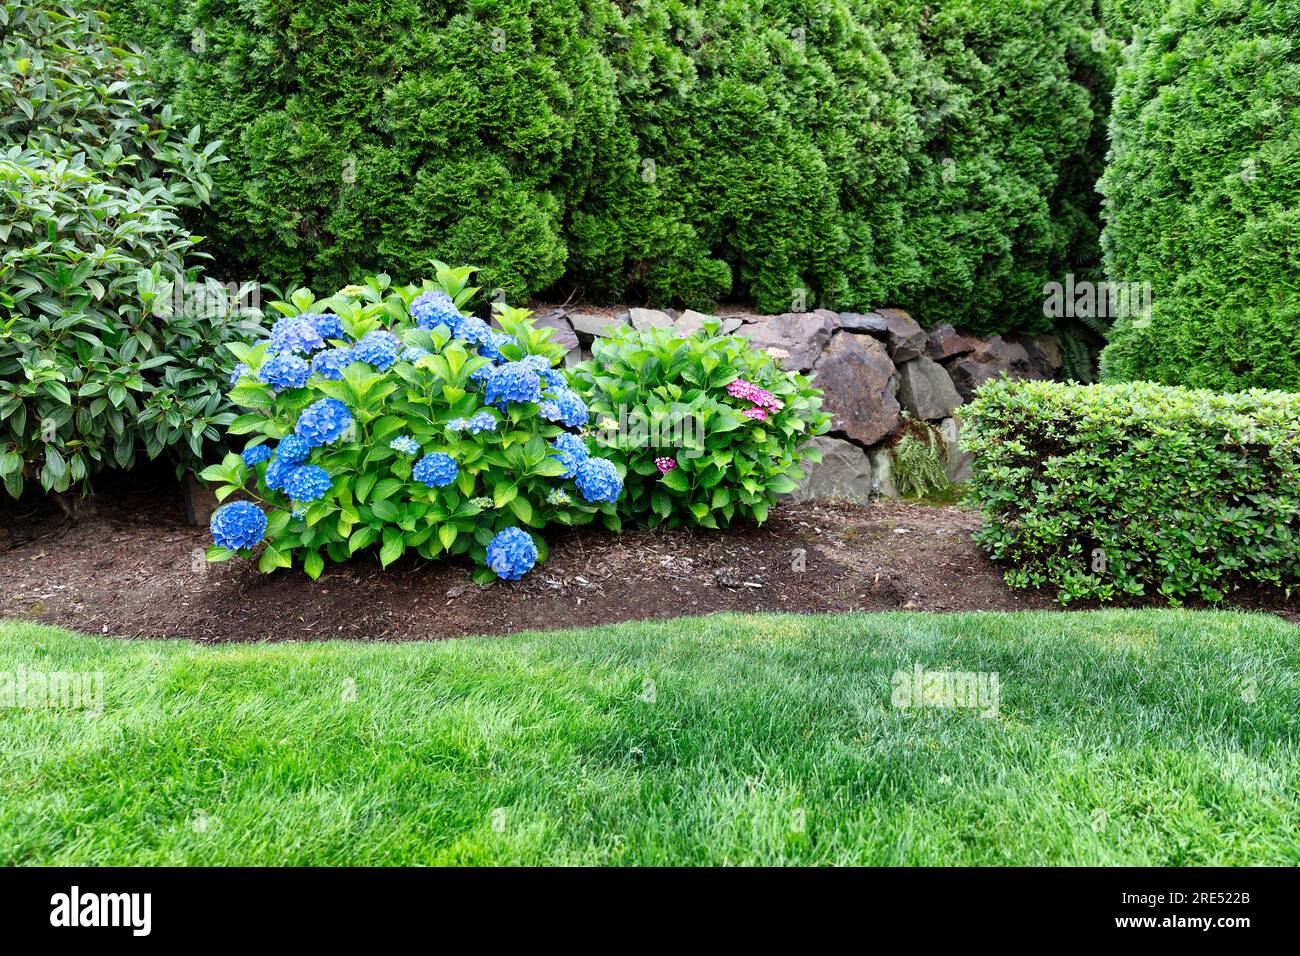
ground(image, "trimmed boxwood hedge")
xmin=103 ymin=0 xmax=1111 ymax=333
xmin=963 ymin=378 xmax=1300 ymax=603
xmin=1099 ymin=0 xmax=1300 ymax=391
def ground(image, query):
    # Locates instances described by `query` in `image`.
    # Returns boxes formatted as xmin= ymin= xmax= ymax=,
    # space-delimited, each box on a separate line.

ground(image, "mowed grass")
xmin=1 ymin=610 xmax=1297 ymax=865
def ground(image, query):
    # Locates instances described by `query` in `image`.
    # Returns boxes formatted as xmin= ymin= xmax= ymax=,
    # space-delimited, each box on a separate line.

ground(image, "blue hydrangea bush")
xmin=202 ymin=266 xmax=622 ymax=582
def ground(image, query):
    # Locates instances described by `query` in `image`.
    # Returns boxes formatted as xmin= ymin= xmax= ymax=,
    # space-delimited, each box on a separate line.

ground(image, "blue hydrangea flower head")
xmin=270 ymin=314 xmax=326 ymax=355
xmin=575 ymin=456 xmax=622 ymax=503
xmin=539 ymin=368 xmax=566 ymax=389
xmin=550 ymin=432 xmax=590 ymax=478
xmin=283 ymin=464 xmax=333 ymax=502
xmin=309 ymin=312 xmax=346 ymax=341
xmin=311 ymin=347 xmax=354 ymax=381
xmin=258 ymin=353 xmax=311 ymax=389
xmin=445 ymin=418 xmax=468 ymax=432
xmin=390 ymin=435 xmax=420 ymax=455
xmin=413 ymin=452 xmax=459 ymax=488
xmin=352 ymin=330 xmax=402 ymax=370
xmin=291 ymin=508 xmax=307 ymax=521
xmin=264 ymin=456 xmax=294 ymax=492
xmin=410 ymin=290 xmax=462 ymax=334
xmin=521 ymin=355 xmax=551 ymax=373
xmin=229 ymin=363 xmax=251 ymax=389
xmin=400 ymin=346 xmax=431 ymax=364
xmin=241 ymin=443 xmax=273 ymax=468
xmin=210 ymin=500 xmax=267 ymax=550
xmin=546 ymin=487 xmax=571 ymax=507
xmin=455 ymin=317 xmax=492 ymax=348
xmin=485 ymin=361 xmax=542 ymax=406
xmin=295 ymin=398 xmax=353 ymax=447
xmin=468 ymin=364 xmax=493 ymax=386
xmin=485 ymin=526 xmax=538 ymax=580
xmin=466 ymin=412 xmax=497 ymax=434
xmin=480 ymin=331 xmax=516 ymax=363
xmin=539 ymin=388 xmax=589 ymax=428
xmin=276 ymin=434 xmax=310 ymax=465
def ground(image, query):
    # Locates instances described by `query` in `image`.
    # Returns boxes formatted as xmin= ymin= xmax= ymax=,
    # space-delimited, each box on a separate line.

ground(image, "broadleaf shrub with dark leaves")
xmin=0 ymin=1 xmax=241 ymax=499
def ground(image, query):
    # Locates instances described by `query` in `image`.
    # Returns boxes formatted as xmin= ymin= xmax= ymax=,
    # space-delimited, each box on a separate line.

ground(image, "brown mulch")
xmin=0 ymin=478 xmax=1294 ymax=642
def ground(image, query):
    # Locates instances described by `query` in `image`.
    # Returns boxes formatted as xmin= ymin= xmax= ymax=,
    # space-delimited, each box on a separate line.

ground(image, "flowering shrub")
xmin=571 ymin=322 xmax=829 ymax=528
xmin=201 ymin=267 xmax=622 ymax=581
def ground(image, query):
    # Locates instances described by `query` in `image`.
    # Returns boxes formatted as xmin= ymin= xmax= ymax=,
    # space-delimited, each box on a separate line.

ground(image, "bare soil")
xmin=0 ymin=475 xmax=1293 ymax=642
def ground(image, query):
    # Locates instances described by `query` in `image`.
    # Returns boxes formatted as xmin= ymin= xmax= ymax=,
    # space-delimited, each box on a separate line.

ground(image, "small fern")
xmin=891 ymin=417 xmax=950 ymax=499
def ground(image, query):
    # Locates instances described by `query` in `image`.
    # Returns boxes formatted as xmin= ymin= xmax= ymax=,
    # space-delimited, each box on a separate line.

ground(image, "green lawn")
xmin=1 ymin=610 xmax=1297 ymax=865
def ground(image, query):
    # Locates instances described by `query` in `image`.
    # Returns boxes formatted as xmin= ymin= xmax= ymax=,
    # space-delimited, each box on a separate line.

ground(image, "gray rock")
xmin=838 ymin=311 xmax=888 ymax=335
xmin=812 ymin=331 xmax=901 ymax=446
xmin=674 ymin=309 xmax=714 ymax=335
xmin=720 ymin=317 xmax=745 ymax=334
xmin=788 ymin=435 xmax=873 ymax=502
xmin=1025 ymin=334 xmax=1063 ymax=378
xmin=937 ymin=416 xmax=973 ymax=483
xmin=877 ymin=308 xmax=927 ymax=362
xmin=869 ymin=447 xmax=897 ymax=497
xmin=926 ymin=324 xmax=976 ymax=361
xmin=897 ymin=355 xmax=963 ymax=421
xmin=568 ymin=312 xmax=628 ymax=341
xmin=737 ymin=310 xmax=836 ymax=372
xmin=563 ymin=346 xmax=588 ymax=368
xmin=627 ymin=307 xmax=673 ymax=332
xmin=531 ymin=312 xmax=578 ymax=352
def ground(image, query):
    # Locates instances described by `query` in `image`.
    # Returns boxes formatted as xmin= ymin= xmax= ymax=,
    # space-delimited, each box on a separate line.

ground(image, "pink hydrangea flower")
xmin=743 ymin=406 xmax=768 ymax=421
xmin=655 ymin=457 xmax=677 ymax=474
xmin=726 ymin=377 xmax=784 ymax=413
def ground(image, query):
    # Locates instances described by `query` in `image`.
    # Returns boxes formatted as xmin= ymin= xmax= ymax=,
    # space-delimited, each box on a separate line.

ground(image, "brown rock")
xmin=737 ymin=310 xmax=836 ymax=372
xmin=946 ymin=335 xmax=1042 ymax=402
xmin=184 ymin=473 xmax=218 ymax=527
xmin=812 ymin=331 xmax=901 ymax=446
xmin=926 ymin=324 xmax=976 ymax=361
xmin=877 ymin=308 xmax=927 ymax=362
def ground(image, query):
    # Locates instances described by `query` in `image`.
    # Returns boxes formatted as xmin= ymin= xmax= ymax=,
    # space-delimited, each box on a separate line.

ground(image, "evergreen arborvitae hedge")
xmin=1099 ymin=0 xmax=1300 ymax=391
xmin=106 ymin=0 xmax=1109 ymax=333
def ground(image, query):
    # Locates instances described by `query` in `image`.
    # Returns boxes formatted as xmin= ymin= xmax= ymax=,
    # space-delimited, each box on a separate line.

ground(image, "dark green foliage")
xmin=0 ymin=2 xmax=243 ymax=498
xmin=889 ymin=0 xmax=1112 ymax=335
xmin=964 ymin=378 xmax=1300 ymax=603
xmin=105 ymin=0 xmax=1110 ymax=332
xmin=1099 ymin=0 xmax=1300 ymax=391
